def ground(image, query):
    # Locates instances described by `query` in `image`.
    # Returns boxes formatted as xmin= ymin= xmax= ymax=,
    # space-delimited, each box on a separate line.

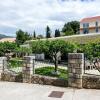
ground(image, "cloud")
xmin=0 ymin=0 xmax=99 ymax=36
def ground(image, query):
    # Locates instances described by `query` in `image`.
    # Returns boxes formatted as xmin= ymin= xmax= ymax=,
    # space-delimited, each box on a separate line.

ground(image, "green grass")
xmin=35 ymin=67 xmax=68 ymax=80
xmin=8 ymin=58 xmax=23 ymax=68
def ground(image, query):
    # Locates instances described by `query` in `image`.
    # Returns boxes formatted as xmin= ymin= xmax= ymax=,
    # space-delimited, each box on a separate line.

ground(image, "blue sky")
xmin=0 ymin=0 xmax=99 ymax=37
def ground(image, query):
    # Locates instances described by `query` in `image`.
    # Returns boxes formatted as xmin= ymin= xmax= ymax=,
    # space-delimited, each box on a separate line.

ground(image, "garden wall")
xmin=82 ymin=74 xmax=100 ymax=89
xmin=0 ymin=71 xmax=23 ymax=82
xmin=0 ymin=72 xmax=68 ymax=87
xmin=31 ymin=75 xmax=68 ymax=87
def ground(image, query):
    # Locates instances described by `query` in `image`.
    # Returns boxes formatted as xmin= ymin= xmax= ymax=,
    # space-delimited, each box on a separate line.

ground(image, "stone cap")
xmin=68 ymin=53 xmax=84 ymax=59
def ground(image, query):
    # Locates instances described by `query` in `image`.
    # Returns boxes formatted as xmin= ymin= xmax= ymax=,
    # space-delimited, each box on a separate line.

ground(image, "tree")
xmin=55 ymin=29 xmax=60 ymax=37
xmin=15 ymin=47 xmax=32 ymax=57
xmin=62 ymin=21 xmax=80 ymax=36
xmin=31 ymin=40 xmax=76 ymax=74
xmin=33 ymin=31 xmax=36 ymax=38
xmin=37 ymin=34 xmax=44 ymax=39
xmin=31 ymin=40 xmax=47 ymax=54
xmin=47 ymin=40 xmax=76 ymax=74
xmin=0 ymin=42 xmax=17 ymax=57
xmin=69 ymin=21 xmax=80 ymax=34
xmin=64 ymin=24 xmax=74 ymax=36
xmin=79 ymin=42 xmax=100 ymax=60
xmin=16 ymin=29 xmax=31 ymax=45
xmin=46 ymin=26 xmax=51 ymax=38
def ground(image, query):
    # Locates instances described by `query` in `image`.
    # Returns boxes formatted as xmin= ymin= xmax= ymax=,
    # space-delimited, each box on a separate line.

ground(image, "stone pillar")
xmin=0 ymin=57 xmax=7 ymax=72
xmin=68 ymin=53 xmax=84 ymax=88
xmin=0 ymin=57 xmax=7 ymax=80
xmin=23 ymin=56 xmax=35 ymax=83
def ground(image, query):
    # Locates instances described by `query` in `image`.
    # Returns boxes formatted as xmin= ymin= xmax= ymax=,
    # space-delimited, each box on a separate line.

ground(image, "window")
xmin=83 ymin=23 xmax=89 ymax=34
xmin=95 ymin=22 xmax=99 ymax=33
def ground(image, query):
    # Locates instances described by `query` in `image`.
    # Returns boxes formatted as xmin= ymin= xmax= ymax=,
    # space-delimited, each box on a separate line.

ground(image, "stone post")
xmin=0 ymin=57 xmax=7 ymax=80
xmin=0 ymin=57 xmax=7 ymax=72
xmin=23 ymin=56 xmax=35 ymax=83
xmin=68 ymin=53 xmax=84 ymax=88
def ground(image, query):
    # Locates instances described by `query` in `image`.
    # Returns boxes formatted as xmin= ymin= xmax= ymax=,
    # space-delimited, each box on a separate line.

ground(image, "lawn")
xmin=35 ymin=67 xmax=68 ymax=80
xmin=8 ymin=58 xmax=23 ymax=68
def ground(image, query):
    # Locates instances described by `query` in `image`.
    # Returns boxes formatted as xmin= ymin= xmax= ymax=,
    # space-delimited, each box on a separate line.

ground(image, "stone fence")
xmin=31 ymin=75 xmax=68 ymax=87
xmin=82 ymin=74 xmax=100 ymax=89
xmin=0 ymin=54 xmax=100 ymax=89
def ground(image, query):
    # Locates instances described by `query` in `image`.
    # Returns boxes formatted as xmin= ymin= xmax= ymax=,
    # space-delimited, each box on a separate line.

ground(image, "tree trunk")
xmin=54 ymin=55 xmax=58 ymax=72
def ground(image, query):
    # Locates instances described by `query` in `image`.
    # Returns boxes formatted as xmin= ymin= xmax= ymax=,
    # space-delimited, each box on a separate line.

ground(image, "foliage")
xmin=46 ymin=26 xmax=51 ymax=38
xmin=37 ymin=34 xmax=44 ymax=39
xmin=16 ymin=29 xmax=32 ymax=45
xmin=35 ymin=67 xmax=68 ymax=79
xmin=55 ymin=29 xmax=60 ymax=37
xmin=77 ymin=42 xmax=100 ymax=60
xmin=68 ymin=21 xmax=80 ymax=34
xmin=33 ymin=31 xmax=36 ymax=38
xmin=31 ymin=40 xmax=76 ymax=73
xmin=8 ymin=58 xmax=23 ymax=68
xmin=31 ymin=40 xmax=47 ymax=54
xmin=15 ymin=47 xmax=32 ymax=57
xmin=0 ymin=42 xmax=17 ymax=56
xmin=62 ymin=21 xmax=80 ymax=36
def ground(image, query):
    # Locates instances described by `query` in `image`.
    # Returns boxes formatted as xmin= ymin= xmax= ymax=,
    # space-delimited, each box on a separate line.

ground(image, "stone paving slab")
xmin=0 ymin=82 xmax=100 ymax=100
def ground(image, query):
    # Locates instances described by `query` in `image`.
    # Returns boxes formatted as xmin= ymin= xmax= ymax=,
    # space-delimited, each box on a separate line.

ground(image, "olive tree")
xmin=47 ymin=40 xmax=76 ymax=74
xmin=31 ymin=40 xmax=76 ymax=74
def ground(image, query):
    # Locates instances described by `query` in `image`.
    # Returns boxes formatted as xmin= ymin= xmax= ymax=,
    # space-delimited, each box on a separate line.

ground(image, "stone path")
xmin=0 ymin=82 xmax=100 ymax=100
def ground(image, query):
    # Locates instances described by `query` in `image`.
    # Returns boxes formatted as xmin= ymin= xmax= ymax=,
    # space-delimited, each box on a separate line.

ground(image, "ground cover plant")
xmin=35 ymin=67 xmax=68 ymax=80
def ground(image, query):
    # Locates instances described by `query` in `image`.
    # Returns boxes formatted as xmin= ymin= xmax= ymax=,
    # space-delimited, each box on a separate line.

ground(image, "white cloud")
xmin=0 ymin=0 xmax=99 ymax=36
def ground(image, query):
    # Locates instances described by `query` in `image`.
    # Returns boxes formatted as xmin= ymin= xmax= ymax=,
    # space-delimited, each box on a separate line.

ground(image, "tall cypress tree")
xmin=55 ymin=29 xmax=60 ymax=37
xmin=46 ymin=26 xmax=51 ymax=38
xmin=33 ymin=31 xmax=36 ymax=38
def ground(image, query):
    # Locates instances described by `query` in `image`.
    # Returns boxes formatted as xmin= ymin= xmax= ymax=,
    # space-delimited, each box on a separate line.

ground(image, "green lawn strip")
xmin=35 ymin=67 xmax=68 ymax=80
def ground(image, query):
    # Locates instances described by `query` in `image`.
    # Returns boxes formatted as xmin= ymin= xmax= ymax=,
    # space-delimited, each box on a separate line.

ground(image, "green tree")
xmin=33 ymin=31 xmax=36 ymax=38
xmin=62 ymin=21 xmax=80 ymax=36
xmin=37 ymin=34 xmax=44 ymax=39
xmin=16 ymin=29 xmax=31 ymax=45
xmin=31 ymin=40 xmax=75 ymax=74
xmin=15 ymin=47 xmax=32 ymax=57
xmin=48 ymin=40 xmax=76 ymax=74
xmin=0 ymin=42 xmax=17 ymax=57
xmin=31 ymin=40 xmax=47 ymax=54
xmin=77 ymin=42 xmax=100 ymax=60
xmin=69 ymin=21 xmax=80 ymax=34
xmin=46 ymin=26 xmax=51 ymax=38
xmin=55 ymin=29 xmax=60 ymax=37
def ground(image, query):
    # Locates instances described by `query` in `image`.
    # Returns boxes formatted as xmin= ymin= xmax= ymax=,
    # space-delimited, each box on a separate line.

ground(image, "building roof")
xmin=0 ymin=38 xmax=16 ymax=42
xmin=80 ymin=16 xmax=100 ymax=23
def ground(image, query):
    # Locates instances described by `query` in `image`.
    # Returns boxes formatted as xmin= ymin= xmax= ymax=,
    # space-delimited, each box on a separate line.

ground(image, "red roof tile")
xmin=80 ymin=16 xmax=100 ymax=23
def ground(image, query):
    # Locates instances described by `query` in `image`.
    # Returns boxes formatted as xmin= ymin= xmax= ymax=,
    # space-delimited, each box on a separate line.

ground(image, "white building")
xmin=80 ymin=16 xmax=100 ymax=34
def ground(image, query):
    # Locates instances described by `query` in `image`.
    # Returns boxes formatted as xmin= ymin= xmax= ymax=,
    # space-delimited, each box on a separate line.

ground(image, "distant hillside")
xmin=0 ymin=34 xmax=12 ymax=39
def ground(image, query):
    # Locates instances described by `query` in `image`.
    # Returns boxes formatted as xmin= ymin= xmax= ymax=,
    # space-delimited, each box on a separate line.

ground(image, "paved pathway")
xmin=0 ymin=82 xmax=100 ymax=100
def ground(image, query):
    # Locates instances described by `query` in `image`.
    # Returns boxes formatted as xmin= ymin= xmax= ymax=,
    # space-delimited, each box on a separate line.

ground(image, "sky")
xmin=0 ymin=0 xmax=100 ymax=37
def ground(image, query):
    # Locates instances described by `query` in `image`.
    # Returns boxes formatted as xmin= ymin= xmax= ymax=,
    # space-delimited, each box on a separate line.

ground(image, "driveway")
xmin=0 ymin=82 xmax=100 ymax=100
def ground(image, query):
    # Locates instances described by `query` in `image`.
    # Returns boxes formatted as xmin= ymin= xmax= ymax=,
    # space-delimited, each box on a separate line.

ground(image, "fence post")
xmin=68 ymin=53 xmax=84 ymax=88
xmin=22 ymin=56 xmax=35 ymax=83
xmin=0 ymin=57 xmax=7 ymax=72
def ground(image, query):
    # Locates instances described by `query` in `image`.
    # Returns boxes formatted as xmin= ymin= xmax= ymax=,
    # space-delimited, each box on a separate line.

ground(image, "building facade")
xmin=80 ymin=16 xmax=100 ymax=34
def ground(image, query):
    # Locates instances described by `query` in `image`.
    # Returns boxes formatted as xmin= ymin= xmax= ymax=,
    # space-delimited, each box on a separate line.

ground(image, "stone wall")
xmin=82 ymin=74 xmax=100 ymax=89
xmin=0 ymin=71 xmax=23 ymax=82
xmin=31 ymin=75 xmax=68 ymax=87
